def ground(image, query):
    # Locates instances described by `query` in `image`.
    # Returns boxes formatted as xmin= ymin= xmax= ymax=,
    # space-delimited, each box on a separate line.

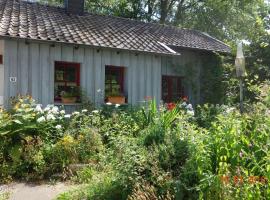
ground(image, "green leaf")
xmin=13 ymin=120 xmax=23 ymax=125
xmin=0 ymin=130 xmax=10 ymax=136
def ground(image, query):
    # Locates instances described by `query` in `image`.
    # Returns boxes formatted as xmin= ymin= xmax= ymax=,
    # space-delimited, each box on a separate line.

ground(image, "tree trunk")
xmin=160 ymin=0 xmax=169 ymax=24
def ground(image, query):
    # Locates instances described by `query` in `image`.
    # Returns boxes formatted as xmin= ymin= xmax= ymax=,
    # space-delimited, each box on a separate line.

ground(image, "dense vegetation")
xmin=1 ymin=86 xmax=269 ymax=199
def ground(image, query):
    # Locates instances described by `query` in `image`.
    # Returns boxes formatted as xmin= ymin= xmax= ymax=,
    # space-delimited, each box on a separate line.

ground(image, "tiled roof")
xmin=0 ymin=0 xmax=231 ymax=55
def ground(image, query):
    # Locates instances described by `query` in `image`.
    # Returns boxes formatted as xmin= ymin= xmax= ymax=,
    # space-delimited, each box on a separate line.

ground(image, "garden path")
xmin=0 ymin=182 xmax=73 ymax=200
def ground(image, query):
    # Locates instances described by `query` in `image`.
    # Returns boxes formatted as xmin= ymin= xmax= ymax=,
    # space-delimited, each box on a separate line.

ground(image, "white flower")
xmin=73 ymin=111 xmax=80 ymax=115
xmin=187 ymin=110 xmax=195 ymax=116
xmin=181 ymin=102 xmax=187 ymax=107
xmin=64 ymin=114 xmax=71 ymax=118
xmin=44 ymin=105 xmax=53 ymax=112
xmin=97 ymin=89 xmax=102 ymax=93
xmin=55 ymin=125 xmax=62 ymax=129
xmin=60 ymin=110 xmax=65 ymax=114
xmin=37 ymin=116 xmax=46 ymax=123
xmin=92 ymin=110 xmax=99 ymax=114
xmin=115 ymin=104 xmax=120 ymax=108
xmin=35 ymin=105 xmax=43 ymax=113
xmin=82 ymin=109 xmax=88 ymax=113
xmin=225 ymin=107 xmax=235 ymax=114
xmin=106 ymin=102 xmax=112 ymax=105
xmin=47 ymin=114 xmax=56 ymax=121
xmin=186 ymin=104 xmax=193 ymax=111
xmin=51 ymin=106 xmax=59 ymax=114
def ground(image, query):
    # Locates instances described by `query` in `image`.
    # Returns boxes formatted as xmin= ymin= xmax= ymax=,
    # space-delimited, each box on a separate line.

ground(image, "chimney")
xmin=64 ymin=0 xmax=85 ymax=15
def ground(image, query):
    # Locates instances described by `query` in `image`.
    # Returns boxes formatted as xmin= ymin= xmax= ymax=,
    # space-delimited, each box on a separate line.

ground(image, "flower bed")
xmin=0 ymin=89 xmax=270 ymax=200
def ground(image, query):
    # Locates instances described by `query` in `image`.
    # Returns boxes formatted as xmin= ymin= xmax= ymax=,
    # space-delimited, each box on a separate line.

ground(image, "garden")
xmin=0 ymin=79 xmax=270 ymax=199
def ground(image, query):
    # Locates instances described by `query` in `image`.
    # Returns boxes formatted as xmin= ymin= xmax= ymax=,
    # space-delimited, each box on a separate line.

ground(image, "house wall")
xmin=0 ymin=40 xmax=4 ymax=107
xmin=162 ymin=50 xmax=202 ymax=105
xmin=3 ymin=39 xmax=163 ymax=107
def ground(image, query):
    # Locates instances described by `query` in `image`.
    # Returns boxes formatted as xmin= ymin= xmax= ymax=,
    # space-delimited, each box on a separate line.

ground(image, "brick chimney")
xmin=64 ymin=0 xmax=85 ymax=15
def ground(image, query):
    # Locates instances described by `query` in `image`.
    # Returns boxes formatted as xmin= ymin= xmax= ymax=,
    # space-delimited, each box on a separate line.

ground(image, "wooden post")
xmin=239 ymin=77 xmax=244 ymax=114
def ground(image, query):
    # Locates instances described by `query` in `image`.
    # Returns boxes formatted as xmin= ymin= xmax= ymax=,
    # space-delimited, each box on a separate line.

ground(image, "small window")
xmin=105 ymin=66 xmax=125 ymax=102
xmin=0 ymin=55 xmax=3 ymax=64
xmin=54 ymin=61 xmax=80 ymax=102
xmin=162 ymin=75 xmax=184 ymax=103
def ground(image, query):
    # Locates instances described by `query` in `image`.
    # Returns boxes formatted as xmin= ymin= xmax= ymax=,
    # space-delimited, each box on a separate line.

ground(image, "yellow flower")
xmin=14 ymin=103 xmax=20 ymax=110
xmin=78 ymin=134 xmax=84 ymax=141
xmin=61 ymin=135 xmax=76 ymax=146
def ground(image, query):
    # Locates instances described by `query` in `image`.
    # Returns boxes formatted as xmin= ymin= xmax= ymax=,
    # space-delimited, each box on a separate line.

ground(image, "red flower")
xmin=167 ymin=103 xmax=176 ymax=110
xmin=182 ymin=96 xmax=188 ymax=102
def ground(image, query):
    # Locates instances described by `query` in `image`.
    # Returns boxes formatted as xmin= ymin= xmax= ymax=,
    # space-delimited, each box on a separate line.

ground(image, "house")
xmin=0 ymin=0 xmax=230 ymax=109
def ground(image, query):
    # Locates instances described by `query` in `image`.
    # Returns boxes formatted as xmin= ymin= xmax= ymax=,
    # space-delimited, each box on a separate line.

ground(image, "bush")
xmin=1 ymin=93 xmax=270 ymax=200
xmin=0 ymin=96 xmax=104 ymax=182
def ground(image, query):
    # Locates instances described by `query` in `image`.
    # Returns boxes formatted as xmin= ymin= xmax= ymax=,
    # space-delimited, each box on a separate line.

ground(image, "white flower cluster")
xmin=35 ymin=104 xmax=67 ymax=124
xmin=181 ymin=102 xmax=194 ymax=116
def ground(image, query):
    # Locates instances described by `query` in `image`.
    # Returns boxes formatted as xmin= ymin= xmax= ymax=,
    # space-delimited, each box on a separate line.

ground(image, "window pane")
xmin=162 ymin=76 xmax=183 ymax=103
xmin=55 ymin=68 xmax=64 ymax=81
xmin=66 ymin=67 xmax=76 ymax=82
xmin=54 ymin=62 xmax=80 ymax=102
xmin=162 ymin=77 xmax=169 ymax=102
xmin=105 ymin=66 xmax=124 ymax=98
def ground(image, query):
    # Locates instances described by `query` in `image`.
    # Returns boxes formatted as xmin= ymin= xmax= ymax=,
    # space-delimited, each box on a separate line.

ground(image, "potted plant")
xmin=106 ymin=80 xmax=125 ymax=104
xmin=107 ymin=94 xmax=126 ymax=104
xmin=61 ymin=86 xmax=81 ymax=104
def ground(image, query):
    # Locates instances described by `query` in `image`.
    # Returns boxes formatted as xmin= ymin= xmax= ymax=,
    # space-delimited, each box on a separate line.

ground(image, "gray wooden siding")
xmin=0 ymin=40 xmax=4 ymax=106
xmin=3 ymin=39 xmax=164 ymax=107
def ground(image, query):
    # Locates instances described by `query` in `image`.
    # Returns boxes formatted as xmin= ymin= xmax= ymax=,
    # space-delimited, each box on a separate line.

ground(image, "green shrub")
xmin=1 ymin=93 xmax=270 ymax=200
xmin=0 ymin=96 xmax=104 ymax=182
xmin=44 ymin=128 xmax=104 ymax=176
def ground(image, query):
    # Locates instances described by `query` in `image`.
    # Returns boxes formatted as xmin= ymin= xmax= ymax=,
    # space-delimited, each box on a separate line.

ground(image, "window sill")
xmin=103 ymin=103 xmax=129 ymax=106
xmin=54 ymin=102 xmax=82 ymax=106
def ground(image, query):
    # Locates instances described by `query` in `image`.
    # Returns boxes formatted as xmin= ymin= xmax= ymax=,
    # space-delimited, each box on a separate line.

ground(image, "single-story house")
xmin=0 ymin=0 xmax=230 ymax=109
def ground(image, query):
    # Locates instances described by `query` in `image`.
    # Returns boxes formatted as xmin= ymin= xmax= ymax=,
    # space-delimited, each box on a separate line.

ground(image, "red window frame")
xmin=105 ymin=66 xmax=125 ymax=96
xmin=54 ymin=61 xmax=80 ymax=102
xmin=162 ymin=75 xmax=184 ymax=103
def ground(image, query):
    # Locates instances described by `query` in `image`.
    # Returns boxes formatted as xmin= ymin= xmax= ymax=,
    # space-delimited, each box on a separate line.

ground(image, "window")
xmin=162 ymin=75 xmax=184 ymax=103
xmin=105 ymin=66 xmax=125 ymax=99
xmin=54 ymin=61 xmax=80 ymax=102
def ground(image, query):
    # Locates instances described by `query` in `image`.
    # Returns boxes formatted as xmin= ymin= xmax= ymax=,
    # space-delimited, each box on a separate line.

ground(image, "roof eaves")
xmin=0 ymin=35 xmax=178 ymax=56
xmin=157 ymin=41 xmax=180 ymax=55
xmin=168 ymin=44 xmax=230 ymax=54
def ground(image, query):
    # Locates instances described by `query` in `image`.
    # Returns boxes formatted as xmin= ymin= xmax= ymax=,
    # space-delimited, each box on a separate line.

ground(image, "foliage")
xmin=1 ymin=92 xmax=270 ymax=200
xmin=61 ymin=86 xmax=81 ymax=98
xmin=0 ymin=96 xmax=103 ymax=182
xmin=0 ymin=192 xmax=10 ymax=200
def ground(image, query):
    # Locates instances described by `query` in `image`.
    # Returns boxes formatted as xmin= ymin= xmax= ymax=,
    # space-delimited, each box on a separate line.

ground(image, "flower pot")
xmin=61 ymin=97 xmax=77 ymax=104
xmin=107 ymin=96 xmax=125 ymax=104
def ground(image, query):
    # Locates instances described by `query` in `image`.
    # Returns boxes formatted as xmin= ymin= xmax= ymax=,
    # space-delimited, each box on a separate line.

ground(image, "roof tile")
xmin=0 ymin=0 xmax=230 ymax=54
